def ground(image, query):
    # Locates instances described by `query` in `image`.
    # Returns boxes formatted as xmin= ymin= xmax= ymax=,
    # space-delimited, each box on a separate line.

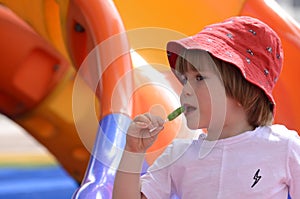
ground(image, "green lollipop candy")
xmin=167 ymin=106 xmax=185 ymax=121
xmin=149 ymin=106 xmax=185 ymax=132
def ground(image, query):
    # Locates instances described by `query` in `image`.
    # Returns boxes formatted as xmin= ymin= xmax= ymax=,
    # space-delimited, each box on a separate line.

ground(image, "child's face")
xmin=178 ymin=54 xmax=227 ymax=130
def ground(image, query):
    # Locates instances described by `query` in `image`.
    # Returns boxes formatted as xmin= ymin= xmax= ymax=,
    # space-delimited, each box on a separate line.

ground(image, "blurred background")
xmin=0 ymin=0 xmax=299 ymax=199
xmin=0 ymin=115 xmax=77 ymax=199
xmin=276 ymin=0 xmax=300 ymax=21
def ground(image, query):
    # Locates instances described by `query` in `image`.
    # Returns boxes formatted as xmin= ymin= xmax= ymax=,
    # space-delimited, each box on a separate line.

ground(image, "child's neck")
xmin=206 ymin=99 xmax=255 ymax=141
xmin=206 ymin=123 xmax=254 ymax=141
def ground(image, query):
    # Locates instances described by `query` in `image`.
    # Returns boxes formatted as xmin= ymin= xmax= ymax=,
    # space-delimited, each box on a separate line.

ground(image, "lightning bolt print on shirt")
xmin=251 ymin=169 xmax=262 ymax=188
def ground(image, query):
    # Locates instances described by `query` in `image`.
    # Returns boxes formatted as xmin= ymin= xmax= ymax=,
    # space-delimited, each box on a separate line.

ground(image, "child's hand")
xmin=125 ymin=113 xmax=165 ymax=153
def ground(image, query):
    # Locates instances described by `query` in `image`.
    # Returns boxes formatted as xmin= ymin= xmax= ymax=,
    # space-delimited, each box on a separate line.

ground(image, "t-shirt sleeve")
xmin=287 ymin=130 xmax=300 ymax=198
xmin=140 ymin=166 xmax=171 ymax=199
xmin=140 ymin=143 xmax=174 ymax=199
xmin=140 ymin=139 xmax=193 ymax=199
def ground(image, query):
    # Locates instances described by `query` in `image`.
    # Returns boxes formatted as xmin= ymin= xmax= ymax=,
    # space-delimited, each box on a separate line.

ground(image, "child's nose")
xmin=182 ymin=82 xmax=193 ymax=96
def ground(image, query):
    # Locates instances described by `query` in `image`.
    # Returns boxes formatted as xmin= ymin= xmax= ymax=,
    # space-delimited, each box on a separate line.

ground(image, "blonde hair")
xmin=175 ymin=49 xmax=274 ymax=127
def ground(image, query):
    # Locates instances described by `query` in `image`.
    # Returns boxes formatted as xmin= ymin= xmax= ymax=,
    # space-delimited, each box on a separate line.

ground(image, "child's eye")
xmin=196 ymin=75 xmax=204 ymax=81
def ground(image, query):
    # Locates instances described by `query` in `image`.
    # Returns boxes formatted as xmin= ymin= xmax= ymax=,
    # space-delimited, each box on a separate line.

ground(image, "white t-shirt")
xmin=141 ymin=125 xmax=300 ymax=199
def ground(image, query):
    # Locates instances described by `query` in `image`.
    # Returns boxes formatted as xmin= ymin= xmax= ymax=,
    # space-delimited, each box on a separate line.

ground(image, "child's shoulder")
xmin=267 ymin=124 xmax=298 ymax=138
xmin=259 ymin=124 xmax=300 ymax=144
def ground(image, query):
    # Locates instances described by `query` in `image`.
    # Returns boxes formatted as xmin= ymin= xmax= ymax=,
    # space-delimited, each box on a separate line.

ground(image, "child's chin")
xmin=186 ymin=121 xmax=207 ymax=130
xmin=186 ymin=122 xmax=199 ymax=130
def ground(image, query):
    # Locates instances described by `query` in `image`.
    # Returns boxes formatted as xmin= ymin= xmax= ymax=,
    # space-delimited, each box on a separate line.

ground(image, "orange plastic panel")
xmin=14 ymin=68 xmax=92 ymax=182
xmin=0 ymin=5 xmax=68 ymax=116
xmin=64 ymin=0 xmax=133 ymax=118
xmin=0 ymin=5 xmax=89 ymax=181
xmin=241 ymin=0 xmax=300 ymax=132
xmin=0 ymin=0 xmax=70 ymax=59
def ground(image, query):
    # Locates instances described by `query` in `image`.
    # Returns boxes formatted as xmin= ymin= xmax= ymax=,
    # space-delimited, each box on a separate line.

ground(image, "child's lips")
xmin=183 ymin=104 xmax=197 ymax=115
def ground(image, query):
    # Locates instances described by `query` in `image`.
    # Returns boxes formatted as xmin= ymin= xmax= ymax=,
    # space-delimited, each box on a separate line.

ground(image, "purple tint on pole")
xmin=72 ymin=114 xmax=130 ymax=199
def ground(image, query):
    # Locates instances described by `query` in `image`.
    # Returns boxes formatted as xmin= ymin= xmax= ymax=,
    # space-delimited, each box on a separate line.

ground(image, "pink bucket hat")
xmin=167 ymin=16 xmax=283 ymax=110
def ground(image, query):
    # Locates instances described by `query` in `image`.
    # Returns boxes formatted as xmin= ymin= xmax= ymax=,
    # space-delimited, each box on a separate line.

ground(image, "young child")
xmin=113 ymin=16 xmax=300 ymax=199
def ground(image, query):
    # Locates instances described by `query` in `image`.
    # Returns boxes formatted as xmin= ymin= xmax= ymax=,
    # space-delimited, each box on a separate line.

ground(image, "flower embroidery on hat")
xmin=225 ymin=51 xmax=232 ymax=57
xmin=246 ymin=57 xmax=251 ymax=64
xmin=264 ymin=69 xmax=269 ymax=76
xmin=276 ymin=54 xmax=281 ymax=59
xmin=247 ymin=49 xmax=254 ymax=56
xmin=226 ymin=33 xmax=233 ymax=39
xmin=266 ymin=47 xmax=272 ymax=53
xmin=248 ymin=29 xmax=256 ymax=35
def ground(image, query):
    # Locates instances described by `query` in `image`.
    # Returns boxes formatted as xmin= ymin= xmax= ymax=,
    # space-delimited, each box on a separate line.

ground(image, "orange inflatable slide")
xmin=0 ymin=1 xmax=299 ymax=196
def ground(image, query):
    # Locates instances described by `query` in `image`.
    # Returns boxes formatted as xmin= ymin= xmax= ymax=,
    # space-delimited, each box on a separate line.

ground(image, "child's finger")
xmin=134 ymin=121 xmax=149 ymax=128
xmin=144 ymin=113 xmax=164 ymax=127
xmin=133 ymin=114 xmax=151 ymax=127
xmin=133 ymin=114 xmax=152 ymax=123
xmin=132 ymin=113 xmax=164 ymax=133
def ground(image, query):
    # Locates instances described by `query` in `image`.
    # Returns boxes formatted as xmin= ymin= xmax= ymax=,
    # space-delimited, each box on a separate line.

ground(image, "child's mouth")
xmin=184 ymin=105 xmax=197 ymax=115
